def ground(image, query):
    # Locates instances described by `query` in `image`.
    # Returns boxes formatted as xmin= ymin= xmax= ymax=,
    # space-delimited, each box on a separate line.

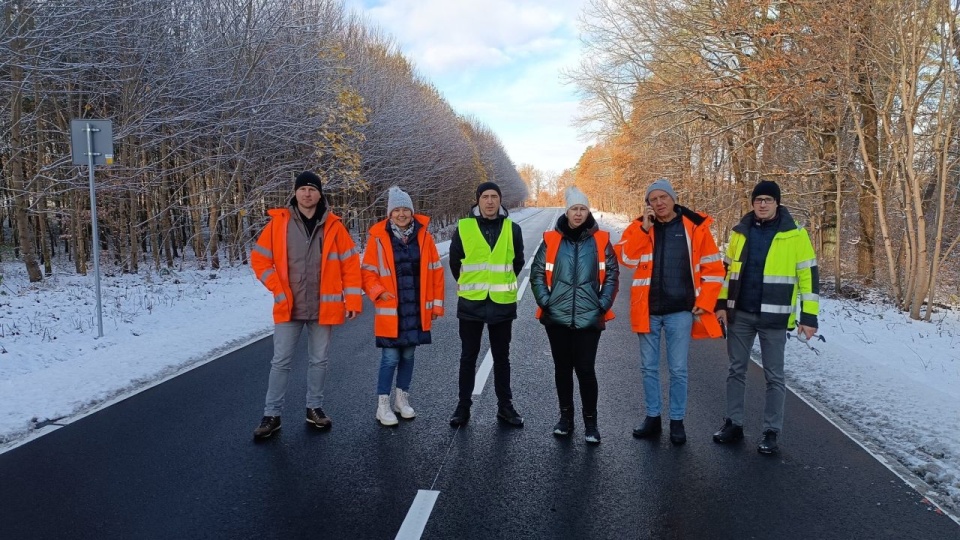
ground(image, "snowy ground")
xmin=0 ymin=207 xmax=957 ymax=520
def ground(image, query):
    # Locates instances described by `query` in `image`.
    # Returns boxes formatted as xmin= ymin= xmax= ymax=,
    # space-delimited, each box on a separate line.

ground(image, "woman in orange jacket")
xmin=361 ymin=186 xmax=445 ymax=426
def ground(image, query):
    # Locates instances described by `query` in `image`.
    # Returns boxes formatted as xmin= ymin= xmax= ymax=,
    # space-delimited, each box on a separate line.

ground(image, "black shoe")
xmin=553 ymin=408 xmax=574 ymax=437
xmin=305 ymin=407 xmax=332 ymax=429
xmin=253 ymin=416 xmax=281 ymax=440
xmin=713 ymin=418 xmax=744 ymax=444
xmin=632 ymin=415 xmax=662 ymax=438
xmin=449 ymin=403 xmax=471 ymax=427
xmin=757 ymin=430 xmax=779 ymax=455
xmin=584 ymin=414 xmax=601 ymax=444
xmin=497 ymin=402 xmax=524 ymax=426
xmin=669 ymin=419 xmax=687 ymax=445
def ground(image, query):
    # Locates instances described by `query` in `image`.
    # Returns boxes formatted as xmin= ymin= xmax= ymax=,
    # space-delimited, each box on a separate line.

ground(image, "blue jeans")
xmin=264 ymin=321 xmax=332 ymax=416
xmin=378 ymin=346 xmax=416 ymax=395
xmin=638 ymin=311 xmax=693 ymax=420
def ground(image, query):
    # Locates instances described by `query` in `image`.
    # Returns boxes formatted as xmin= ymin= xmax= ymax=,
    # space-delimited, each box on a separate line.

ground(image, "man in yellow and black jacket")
xmin=712 ymin=180 xmax=819 ymax=456
xmin=448 ymin=181 xmax=525 ymax=428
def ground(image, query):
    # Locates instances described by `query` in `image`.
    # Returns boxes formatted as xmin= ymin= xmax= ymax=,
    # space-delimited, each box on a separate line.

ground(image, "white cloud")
xmin=359 ymin=0 xmax=580 ymax=74
xmin=344 ymin=0 xmax=592 ymax=172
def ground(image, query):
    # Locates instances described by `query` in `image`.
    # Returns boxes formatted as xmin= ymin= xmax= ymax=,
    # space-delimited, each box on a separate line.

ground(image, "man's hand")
xmin=797 ymin=324 xmax=816 ymax=340
xmin=715 ymin=309 xmax=727 ymax=327
xmin=692 ymin=306 xmax=706 ymax=316
xmin=346 ymin=311 xmax=358 ymax=320
xmin=641 ymin=206 xmax=654 ymax=232
xmin=377 ymin=291 xmax=395 ymax=301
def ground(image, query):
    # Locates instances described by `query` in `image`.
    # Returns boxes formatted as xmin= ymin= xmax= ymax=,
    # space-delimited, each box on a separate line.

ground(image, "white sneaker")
xmin=393 ymin=389 xmax=416 ymax=419
xmin=376 ymin=395 xmax=398 ymax=426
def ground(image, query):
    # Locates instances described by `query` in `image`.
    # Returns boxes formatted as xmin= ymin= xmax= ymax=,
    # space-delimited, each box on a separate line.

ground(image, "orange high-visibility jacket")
xmin=251 ymin=208 xmax=363 ymax=324
xmin=360 ymin=215 xmax=445 ymax=338
xmin=536 ymin=229 xmax=615 ymax=322
xmin=615 ymin=208 xmax=725 ymax=338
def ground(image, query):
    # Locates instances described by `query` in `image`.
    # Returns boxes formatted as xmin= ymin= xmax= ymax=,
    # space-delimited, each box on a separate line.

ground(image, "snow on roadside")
xmin=0 ymin=205 xmax=957 ymax=516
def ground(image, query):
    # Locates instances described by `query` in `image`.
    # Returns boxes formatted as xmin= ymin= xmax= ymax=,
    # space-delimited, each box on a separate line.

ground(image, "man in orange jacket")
xmin=250 ymin=171 xmax=363 ymax=440
xmin=616 ymin=178 xmax=725 ymax=445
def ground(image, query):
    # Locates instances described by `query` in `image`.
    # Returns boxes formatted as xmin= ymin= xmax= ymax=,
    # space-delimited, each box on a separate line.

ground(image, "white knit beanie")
xmin=386 ymin=186 xmax=414 ymax=215
xmin=564 ymin=186 xmax=590 ymax=210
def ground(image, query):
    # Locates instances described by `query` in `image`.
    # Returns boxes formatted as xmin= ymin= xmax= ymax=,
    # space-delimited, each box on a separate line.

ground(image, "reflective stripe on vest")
xmin=457 ymin=218 xmax=518 ymax=304
xmin=536 ymin=230 xmax=614 ymax=321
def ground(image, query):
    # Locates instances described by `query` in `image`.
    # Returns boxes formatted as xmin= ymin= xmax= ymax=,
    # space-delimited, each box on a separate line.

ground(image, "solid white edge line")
xmin=0 ymin=329 xmax=273 ymax=455
xmin=396 ymin=490 xmax=440 ymax=540
xmin=751 ymin=356 xmax=960 ymax=526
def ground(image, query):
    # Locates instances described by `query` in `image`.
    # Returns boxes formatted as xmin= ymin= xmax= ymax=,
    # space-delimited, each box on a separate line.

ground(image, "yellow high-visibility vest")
xmin=457 ymin=218 xmax=518 ymax=304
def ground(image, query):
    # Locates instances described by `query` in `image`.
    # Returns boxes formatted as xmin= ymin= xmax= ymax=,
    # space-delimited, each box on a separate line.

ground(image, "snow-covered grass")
xmin=0 ymin=206 xmax=957 ymax=519
xmin=598 ymin=210 xmax=960 ymax=518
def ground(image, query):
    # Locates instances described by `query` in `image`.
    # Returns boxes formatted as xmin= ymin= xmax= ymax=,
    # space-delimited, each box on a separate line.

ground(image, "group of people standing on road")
xmin=249 ymin=170 xmax=819 ymax=456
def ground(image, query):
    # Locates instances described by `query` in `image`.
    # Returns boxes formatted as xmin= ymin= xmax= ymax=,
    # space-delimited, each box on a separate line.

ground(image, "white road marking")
xmin=395 ymin=490 xmax=440 ymax=540
xmin=401 ymin=209 xmax=553 ymax=539
xmin=0 ymin=331 xmax=271 ymax=456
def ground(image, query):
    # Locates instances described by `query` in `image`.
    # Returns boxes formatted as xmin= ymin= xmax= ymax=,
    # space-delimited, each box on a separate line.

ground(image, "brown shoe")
xmin=253 ymin=416 xmax=281 ymax=440
xmin=306 ymin=407 xmax=332 ymax=430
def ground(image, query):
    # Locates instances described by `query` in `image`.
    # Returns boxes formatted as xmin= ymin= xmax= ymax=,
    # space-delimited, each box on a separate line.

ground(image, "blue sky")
xmin=342 ymin=0 xmax=592 ymax=174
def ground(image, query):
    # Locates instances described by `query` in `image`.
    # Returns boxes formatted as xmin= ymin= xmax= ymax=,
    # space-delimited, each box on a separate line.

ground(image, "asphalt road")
xmin=2 ymin=209 xmax=958 ymax=539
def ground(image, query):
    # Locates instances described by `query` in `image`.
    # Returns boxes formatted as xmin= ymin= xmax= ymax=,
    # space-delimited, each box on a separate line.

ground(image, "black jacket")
xmin=530 ymin=214 xmax=619 ymax=330
xmin=649 ymin=210 xmax=695 ymax=315
xmin=449 ymin=205 xmax=525 ymax=324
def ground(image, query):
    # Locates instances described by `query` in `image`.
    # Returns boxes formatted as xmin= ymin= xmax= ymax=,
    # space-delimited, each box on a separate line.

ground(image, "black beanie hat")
xmin=295 ymin=171 xmax=323 ymax=193
xmin=475 ymin=181 xmax=502 ymax=201
xmin=751 ymin=180 xmax=781 ymax=205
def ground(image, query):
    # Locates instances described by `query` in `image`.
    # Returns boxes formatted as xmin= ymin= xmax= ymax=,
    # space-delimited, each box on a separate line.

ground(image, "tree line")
xmin=565 ymin=0 xmax=960 ymax=320
xmin=0 ymin=0 xmax=527 ymax=282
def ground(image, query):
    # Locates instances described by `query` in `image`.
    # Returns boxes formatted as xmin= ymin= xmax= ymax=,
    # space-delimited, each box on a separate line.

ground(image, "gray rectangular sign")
xmin=70 ymin=119 xmax=114 ymax=166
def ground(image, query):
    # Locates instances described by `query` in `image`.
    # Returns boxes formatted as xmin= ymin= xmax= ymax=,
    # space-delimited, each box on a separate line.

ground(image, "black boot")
xmin=497 ymin=401 xmax=524 ymax=426
xmin=632 ymin=415 xmax=662 ymax=438
xmin=757 ymin=430 xmax=779 ymax=455
xmin=553 ymin=407 xmax=574 ymax=437
xmin=712 ymin=418 xmax=744 ymax=444
xmin=669 ymin=419 xmax=687 ymax=445
xmin=449 ymin=402 xmax=471 ymax=427
xmin=584 ymin=414 xmax=601 ymax=444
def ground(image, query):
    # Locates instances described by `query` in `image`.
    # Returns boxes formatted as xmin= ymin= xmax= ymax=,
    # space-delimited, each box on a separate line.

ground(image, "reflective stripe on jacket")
xmin=360 ymin=215 xmax=445 ymax=338
xmin=457 ymin=217 xmax=518 ymax=304
xmin=535 ymin=229 xmax=615 ymax=323
xmin=718 ymin=207 xmax=819 ymax=329
xmin=615 ymin=206 xmax=725 ymax=338
xmin=251 ymin=207 xmax=363 ymax=324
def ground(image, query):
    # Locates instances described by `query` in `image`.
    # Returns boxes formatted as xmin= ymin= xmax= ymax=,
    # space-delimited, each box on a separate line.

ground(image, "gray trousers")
xmin=263 ymin=321 xmax=333 ymax=416
xmin=725 ymin=310 xmax=787 ymax=433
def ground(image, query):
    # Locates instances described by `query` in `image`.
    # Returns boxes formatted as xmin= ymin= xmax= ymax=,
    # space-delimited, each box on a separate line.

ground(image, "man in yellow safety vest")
xmin=448 ymin=182 xmax=525 ymax=427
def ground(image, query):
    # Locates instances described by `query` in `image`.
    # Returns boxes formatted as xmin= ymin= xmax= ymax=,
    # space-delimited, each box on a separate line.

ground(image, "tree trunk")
xmin=5 ymin=3 xmax=42 ymax=282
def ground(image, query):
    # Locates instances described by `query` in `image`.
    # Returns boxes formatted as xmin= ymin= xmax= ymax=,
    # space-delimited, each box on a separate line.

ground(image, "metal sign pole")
xmin=86 ymin=123 xmax=104 ymax=338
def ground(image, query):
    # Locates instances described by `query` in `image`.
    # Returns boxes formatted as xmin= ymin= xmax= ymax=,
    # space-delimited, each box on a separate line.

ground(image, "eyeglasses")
xmin=753 ymin=197 xmax=776 ymax=205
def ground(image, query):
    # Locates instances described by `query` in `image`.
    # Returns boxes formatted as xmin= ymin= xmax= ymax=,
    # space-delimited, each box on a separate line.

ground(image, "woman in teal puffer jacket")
xmin=530 ymin=186 xmax=619 ymax=444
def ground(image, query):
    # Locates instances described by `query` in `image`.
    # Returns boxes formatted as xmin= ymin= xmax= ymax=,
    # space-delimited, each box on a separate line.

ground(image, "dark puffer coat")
xmin=376 ymin=220 xmax=431 ymax=348
xmin=530 ymin=214 xmax=620 ymax=330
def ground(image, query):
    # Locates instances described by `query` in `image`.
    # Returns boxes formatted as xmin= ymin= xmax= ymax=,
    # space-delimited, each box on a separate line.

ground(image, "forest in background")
xmin=559 ymin=0 xmax=960 ymax=320
xmin=0 ymin=0 xmax=527 ymax=281
xmin=6 ymin=0 xmax=960 ymax=323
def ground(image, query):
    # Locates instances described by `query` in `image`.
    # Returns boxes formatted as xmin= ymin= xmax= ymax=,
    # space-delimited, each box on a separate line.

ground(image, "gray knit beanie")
xmin=564 ymin=186 xmax=590 ymax=210
xmin=645 ymin=178 xmax=678 ymax=204
xmin=386 ymin=186 xmax=414 ymax=215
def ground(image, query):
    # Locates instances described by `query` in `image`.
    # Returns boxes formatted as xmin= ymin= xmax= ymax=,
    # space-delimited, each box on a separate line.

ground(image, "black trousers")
xmin=458 ymin=319 xmax=513 ymax=405
xmin=545 ymin=325 xmax=601 ymax=416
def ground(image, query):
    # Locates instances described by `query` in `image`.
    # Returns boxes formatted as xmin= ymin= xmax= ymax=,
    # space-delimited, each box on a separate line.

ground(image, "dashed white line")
xmin=395 ymin=490 xmax=440 ymax=539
